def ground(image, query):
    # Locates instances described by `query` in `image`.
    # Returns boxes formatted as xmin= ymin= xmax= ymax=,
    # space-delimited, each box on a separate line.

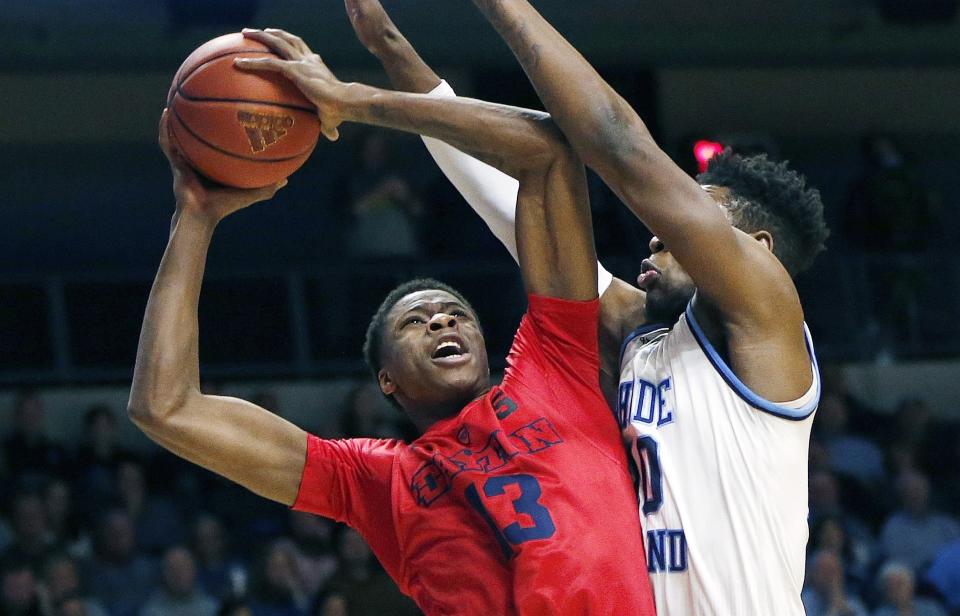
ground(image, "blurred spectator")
xmin=872 ymin=561 xmax=946 ymax=616
xmin=249 ymin=539 xmax=308 ymax=616
xmin=2 ymin=491 xmax=56 ymax=574
xmin=140 ymin=545 xmax=217 ymax=616
xmin=218 ymin=597 xmax=254 ymax=616
xmin=340 ymin=131 xmax=424 ymax=259
xmin=84 ymin=509 xmax=157 ymax=616
xmin=339 ymin=382 xmax=407 ymax=440
xmin=1 ymin=558 xmax=43 ymax=616
xmin=323 ymin=527 xmax=420 ymax=616
xmin=3 ymin=390 xmax=68 ymax=482
xmin=881 ymin=470 xmax=960 ymax=571
xmin=45 ymin=478 xmax=90 ymax=559
xmin=802 ymin=550 xmax=869 ymax=616
xmin=192 ymin=514 xmax=246 ymax=601
xmin=810 ymin=514 xmax=873 ymax=592
xmin=311 ymin=590 xmax=348 ymax=616
xmin=42 ymin=553 xmax=108 ymax=616
xmin=845 ymin=135 xmax=941 ymax=359
xmin=809 ymin=470 xmax=872 ymax=541
xmin=55 ymin=593 xmax=98 ymax=616
xmin=116 ymin=459 xmax=184 ymax=555
xmin=881 ymin=398 xmax=960 ymax=485
xmin=288 ymin=511 xmax=337 ymax=601
xmin=815 ymin=393 xmax=886 ymax=488
xmin=845 ymin=134 xmax=940 ymax=253
xmin=809 ymin=439 xmax=832 ymax=474
xmin=925 ymin=540 xmax=960 ymax=613
xmin=75 ymin=405 xmax=134 ymax=508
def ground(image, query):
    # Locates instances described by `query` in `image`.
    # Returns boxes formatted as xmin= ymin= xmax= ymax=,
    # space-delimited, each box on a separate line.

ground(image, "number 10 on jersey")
xmin=633 ymin=436 xmax=663 ymax=515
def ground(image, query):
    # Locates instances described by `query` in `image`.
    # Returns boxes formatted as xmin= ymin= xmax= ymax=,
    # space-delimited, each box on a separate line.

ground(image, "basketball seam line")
xmin=173 ymin=48 xmax=315 ymax=114
xmin=176 ymin=48 xmax=270 ymax=89
xmin=176 ymin=89 xmax=317 ymax=114
xmin=169 ymin=104 xmax=315 ymax=164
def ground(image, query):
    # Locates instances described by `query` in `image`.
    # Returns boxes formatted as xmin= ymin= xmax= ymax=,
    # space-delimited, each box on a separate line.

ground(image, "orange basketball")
xmin=167 ymin=33 xmax=320 ymax=189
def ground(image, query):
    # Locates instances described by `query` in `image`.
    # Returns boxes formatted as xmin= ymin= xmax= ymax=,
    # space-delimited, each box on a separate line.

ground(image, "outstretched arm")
xmin=469 ymin=1 xmax=812 ymax=402
xmin=127 ymin=113 xmax=306 ymax=506
xmin=238 ymin=27 xmax=596 ymax=301
xmin=341 ymin=1 xmax=641 ymax=383
xmin=469 ymin=1 xmax=801 ymax=328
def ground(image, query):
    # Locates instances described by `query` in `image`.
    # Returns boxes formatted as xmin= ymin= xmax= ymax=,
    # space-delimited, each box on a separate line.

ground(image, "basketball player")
xmin=335 ymin=0 xmax=829 ymax=613
xmin=129 ymin=43 xmax=655 ymax=615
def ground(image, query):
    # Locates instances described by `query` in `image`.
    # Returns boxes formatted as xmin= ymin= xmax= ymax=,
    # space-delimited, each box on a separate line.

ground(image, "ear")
xmin=752 ymin=230 xmax=774 ymax=253
xmin=378 ymin=369 xmax=396 ymax=397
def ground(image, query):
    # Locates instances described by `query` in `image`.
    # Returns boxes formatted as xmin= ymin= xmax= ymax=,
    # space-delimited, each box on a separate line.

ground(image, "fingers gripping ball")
xmin=167 ymin=33 xmax=320 ymax=189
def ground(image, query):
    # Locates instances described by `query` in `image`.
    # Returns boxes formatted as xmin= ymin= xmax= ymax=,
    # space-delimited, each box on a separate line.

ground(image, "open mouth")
xmin=431 ymin=335 xmax=470 ymax=364
xmin=637 ymin=260 xmax=661 ymax=290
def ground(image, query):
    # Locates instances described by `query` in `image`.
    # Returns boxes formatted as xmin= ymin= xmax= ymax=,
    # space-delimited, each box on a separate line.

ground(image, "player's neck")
xmin=406 ymin=386 xmax=491 ymax=434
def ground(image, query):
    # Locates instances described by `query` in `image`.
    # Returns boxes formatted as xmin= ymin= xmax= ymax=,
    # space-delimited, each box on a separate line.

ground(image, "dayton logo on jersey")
xmin=410 ymin=416 xmax=564 ymax=507
xmin=237 ymin=111 xmax=294 ymax=153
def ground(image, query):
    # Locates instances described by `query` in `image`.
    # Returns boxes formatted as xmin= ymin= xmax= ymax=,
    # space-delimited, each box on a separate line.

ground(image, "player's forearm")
xmin=343 ymin=85 xmax=563 ymax=179
xmin=345 ymin=0 xmax=441 ymax=93
xmin=370 ymin=30 xmax=442 ymax=93
xmin=471 ymin=1 xmax=732 ymax=266
xmin=471 ymin=0 xmax=652 ymax=171
xmin=128 ymin=211 xmax=213 ymax=421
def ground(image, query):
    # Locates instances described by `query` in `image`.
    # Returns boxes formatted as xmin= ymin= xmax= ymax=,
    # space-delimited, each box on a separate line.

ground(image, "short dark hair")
xmin=697 ymin=149 xmax=828 ymax=276
xmin=362 ymin=278 xmax=478 ymax=404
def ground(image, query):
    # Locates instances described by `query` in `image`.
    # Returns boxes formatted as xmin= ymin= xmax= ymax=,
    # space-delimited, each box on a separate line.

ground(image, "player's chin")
xmin=430 ymin=358 xmax=484 ymax=389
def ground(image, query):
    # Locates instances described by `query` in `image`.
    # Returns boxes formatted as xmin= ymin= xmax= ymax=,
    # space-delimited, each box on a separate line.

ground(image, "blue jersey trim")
xmin=619 ymin=323 xmax=670 ymax=368
xmin=684 ymin=303 xmax=820 ymax=421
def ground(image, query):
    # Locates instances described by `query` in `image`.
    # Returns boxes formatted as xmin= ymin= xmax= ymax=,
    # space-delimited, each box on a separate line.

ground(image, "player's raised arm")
xmin=344 ymin=3 xmax=644 ymax=384
xmin=127 ymin=112 xmax=306 ymax=506
xmin=468 ymin=0 xmax=801 ymax=330
xmin=237 ymin=28 xmax=596 ymax=301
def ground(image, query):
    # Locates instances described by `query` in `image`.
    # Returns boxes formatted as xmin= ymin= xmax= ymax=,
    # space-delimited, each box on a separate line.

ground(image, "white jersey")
xmin=617 ymin=303 xmax=818 ymax=615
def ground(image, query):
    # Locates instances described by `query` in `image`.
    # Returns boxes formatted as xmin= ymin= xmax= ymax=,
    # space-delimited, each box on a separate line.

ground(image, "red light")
xmin=693 ymin=140 xmax=724 ymax=173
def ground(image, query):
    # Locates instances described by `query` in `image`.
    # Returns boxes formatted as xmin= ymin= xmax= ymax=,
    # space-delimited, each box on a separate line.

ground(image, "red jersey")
xmin=293 ymin=295 xmax=655 ymax=615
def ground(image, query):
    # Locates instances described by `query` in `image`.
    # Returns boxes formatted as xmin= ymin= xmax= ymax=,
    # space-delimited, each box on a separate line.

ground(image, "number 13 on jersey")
xmin=465 ymin=474 xmax=556 ymax=559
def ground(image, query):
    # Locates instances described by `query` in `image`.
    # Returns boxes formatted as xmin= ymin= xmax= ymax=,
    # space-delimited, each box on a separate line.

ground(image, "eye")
xmin=452 ymin=310 xmax=469 ymax=318
xmin=403 ymin=316 xmax=424 ymax=328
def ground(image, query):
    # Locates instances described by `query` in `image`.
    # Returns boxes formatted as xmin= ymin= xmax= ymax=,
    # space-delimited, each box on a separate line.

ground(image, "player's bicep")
xmin=515 ymin=151 xmax=598 ymax=301
xmin=134 ymin=392 xmax=307 ymax=506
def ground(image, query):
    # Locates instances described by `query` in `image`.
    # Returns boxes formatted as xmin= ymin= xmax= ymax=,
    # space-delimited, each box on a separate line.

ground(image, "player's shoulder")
xmin=308 ymin=435 xmax=405 ymax=468
xmin=619 ymin=321 xmax=672 ymax=365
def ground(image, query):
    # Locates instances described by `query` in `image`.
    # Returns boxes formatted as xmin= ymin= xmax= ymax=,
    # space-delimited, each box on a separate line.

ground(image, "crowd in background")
xmin=0 ymin=386 xmax=421 ymax=616
xmin=1 ymin=367 xmax=960 ymax=616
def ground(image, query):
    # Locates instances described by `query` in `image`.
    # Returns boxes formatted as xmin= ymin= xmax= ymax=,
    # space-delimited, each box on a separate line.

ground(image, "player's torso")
xmin=617 ymin=308 xmax=817 ymax=615
xmin=393 ymin=383 xmax=651 ymax=616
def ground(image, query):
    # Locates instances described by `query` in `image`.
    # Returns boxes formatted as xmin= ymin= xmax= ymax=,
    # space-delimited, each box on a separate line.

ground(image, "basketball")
xmin=166 ymin=33 xmax=320 ymax=189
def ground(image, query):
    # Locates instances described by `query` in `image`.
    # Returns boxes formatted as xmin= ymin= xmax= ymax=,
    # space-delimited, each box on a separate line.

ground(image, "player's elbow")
xmin=518 ymin=117 xmax=573 ymax=175
xmin=583 ymin=105 xmax=657 ymax=174
xmin=127 ymin=386 xmax=190 ymax=430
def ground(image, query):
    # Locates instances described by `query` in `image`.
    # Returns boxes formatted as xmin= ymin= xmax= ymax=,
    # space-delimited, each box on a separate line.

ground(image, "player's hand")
xmin=158 ymin=109 xmax=285 ymax=223
xmin=235 ymin=28 xmax=349 ymax=141
xmin=344 ymin=0 xmax=399 ymax=57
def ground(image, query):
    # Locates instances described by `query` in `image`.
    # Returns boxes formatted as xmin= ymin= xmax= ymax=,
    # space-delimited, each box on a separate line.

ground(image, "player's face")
xmin=637 ymin=186 xmax=730 ymax=323
xmin=379 ymin=290 xmax=490 ymax=419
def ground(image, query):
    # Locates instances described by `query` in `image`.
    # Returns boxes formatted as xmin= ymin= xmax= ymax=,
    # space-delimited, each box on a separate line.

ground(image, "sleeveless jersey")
xmin=616 ymin=303 xmax=819 ymax=615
